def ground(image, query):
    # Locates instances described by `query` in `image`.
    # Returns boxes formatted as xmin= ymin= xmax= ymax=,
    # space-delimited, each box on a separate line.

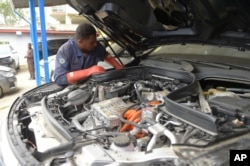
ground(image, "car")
xmin=38 ymin=38 xmax=69 ymax=61
xmin=1 ymin=0 xmax=250 ymax=165
xmin=0 ymin=42 xmax=20 ymax=71
xmin=0 ymin=65 xmax=17 ymax=98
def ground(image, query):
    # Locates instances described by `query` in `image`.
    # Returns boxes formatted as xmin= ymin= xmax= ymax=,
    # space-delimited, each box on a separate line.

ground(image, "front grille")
xmin=0 ymin=57 xmax=13 ymax=66
xmin=0 ymin=57 xmax=12 ymax=63
xmin=9 ymin=82 xmax=16 ymax=89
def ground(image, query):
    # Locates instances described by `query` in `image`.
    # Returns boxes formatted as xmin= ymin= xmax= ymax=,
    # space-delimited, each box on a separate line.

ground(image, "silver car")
xmin=0 ymin=43 xmax=20 ymax=71
xmin=0 ymin=65 xmax=17 ymax=98
xmin=1 ymin=0 xmax=250 ymax=165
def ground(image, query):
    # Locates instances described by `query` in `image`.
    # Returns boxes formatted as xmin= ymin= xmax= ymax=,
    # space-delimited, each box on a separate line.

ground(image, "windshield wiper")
xmin=214 ymin=62 xmax=250 ymax=70
xmin=182 ymin=59 xmax=250 ymax=71
xmin=169 ymin=58 xmax=232 ymax=70
xmin=175 ymin=57 xmax=250 ymax=70
xmin=185 ymin=60 xmax=231 ymax=69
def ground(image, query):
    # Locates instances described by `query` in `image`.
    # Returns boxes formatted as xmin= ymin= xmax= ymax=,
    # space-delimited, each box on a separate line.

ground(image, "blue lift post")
xmin=29 ymin=0 xmax=41 ymax=86
xmin=38 ymin=0 xmax=50 ymax=83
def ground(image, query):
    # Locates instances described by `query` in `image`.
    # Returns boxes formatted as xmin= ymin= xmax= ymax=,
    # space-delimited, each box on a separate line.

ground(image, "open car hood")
xmin=67 ymin=0 xmax=250 ymax=52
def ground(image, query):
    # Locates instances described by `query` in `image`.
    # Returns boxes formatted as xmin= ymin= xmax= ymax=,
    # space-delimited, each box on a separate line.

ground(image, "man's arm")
xmin=104 ymin=54 xmax=124 ymax=69
xmin=66 ymin=65 xmax=105 ymax=84
xmin=54 ymin=47 xmax=106 ymax=85
xmin=55 ymin=63 xmax=105 ymax=85
xmin=54 ymin=51 xmax=70 ymax=86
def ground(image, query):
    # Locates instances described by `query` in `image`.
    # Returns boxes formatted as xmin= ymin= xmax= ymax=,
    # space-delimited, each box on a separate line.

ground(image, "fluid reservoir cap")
xmin=216 ymin=86 xmax=226 ymax=91
xmin=114 ymin=135 xmax=131 ymax=147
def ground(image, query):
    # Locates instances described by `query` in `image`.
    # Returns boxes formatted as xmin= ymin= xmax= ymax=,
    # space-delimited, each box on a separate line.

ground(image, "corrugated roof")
xmin=11 ymin=0 xmax=67 ymax=8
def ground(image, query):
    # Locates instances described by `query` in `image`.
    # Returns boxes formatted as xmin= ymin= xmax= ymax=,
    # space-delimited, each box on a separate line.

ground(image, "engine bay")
xmin=14 ymin=66 xmax=250 ymax=165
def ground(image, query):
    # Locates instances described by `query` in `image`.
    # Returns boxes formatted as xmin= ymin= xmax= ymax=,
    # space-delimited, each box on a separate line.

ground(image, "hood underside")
xmin=67 ymin=0 xmax=250 ymax=51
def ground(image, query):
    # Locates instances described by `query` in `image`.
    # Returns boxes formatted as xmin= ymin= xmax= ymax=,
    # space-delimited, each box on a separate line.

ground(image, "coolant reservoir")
xmin=207 ymin=87 xmax=239 ymax=100
xmin=110 ymin=135 xmax=134 ymax=152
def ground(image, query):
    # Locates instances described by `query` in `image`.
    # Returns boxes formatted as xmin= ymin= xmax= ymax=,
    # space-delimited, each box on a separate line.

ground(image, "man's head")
xmin=28 ymin=43 xmax=32 ymax=49
xmin=75 ymin=23 xmax=97 ymax=53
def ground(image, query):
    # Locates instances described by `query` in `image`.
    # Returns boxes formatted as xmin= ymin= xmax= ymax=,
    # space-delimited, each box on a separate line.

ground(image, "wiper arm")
xmin=169 ymin=57 xmax=231 ymax=69
xmin=215 ymin=62 xmax=250 ymax=70
xmin=182 ymin=59 xmax=231 ymax=69
xmin=183 ymin=59 xmax=250 ymax=70
xmin=198 ymin=61 xmax=250 ymax=70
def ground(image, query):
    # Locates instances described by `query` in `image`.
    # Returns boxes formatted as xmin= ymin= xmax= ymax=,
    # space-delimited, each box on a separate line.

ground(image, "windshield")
xmin=152 ymin=44 xmax=250 ymax=59
xmin=0 ymin=45 xmax=10 ymax=54
xmin=147 ymin=44 xmax=250 ymax=69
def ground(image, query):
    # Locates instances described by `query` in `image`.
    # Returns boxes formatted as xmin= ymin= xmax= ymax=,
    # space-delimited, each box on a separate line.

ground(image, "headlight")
xmin=0 ymin=71 xmax=14 ymax=77
xmin=2 ymin=57 xmax=13 ymax=63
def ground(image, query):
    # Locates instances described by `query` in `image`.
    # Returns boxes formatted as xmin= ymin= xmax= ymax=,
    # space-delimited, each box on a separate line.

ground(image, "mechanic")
xmin=54 ymin=23 xmax=123 ymax=86
xmin=24 ymin=42 xmax=35 ymax=80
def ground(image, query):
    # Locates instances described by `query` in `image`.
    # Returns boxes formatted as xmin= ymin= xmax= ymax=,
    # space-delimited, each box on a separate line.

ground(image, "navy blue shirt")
xmin=54 ymin=38 xmax=107 ymax=85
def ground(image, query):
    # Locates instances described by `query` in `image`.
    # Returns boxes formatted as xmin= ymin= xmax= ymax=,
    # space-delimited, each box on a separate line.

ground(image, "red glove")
xmin=105 ymin=55 xmax=124 ymax=69
xmin=67 ymin=65 xmax=105 ymax=84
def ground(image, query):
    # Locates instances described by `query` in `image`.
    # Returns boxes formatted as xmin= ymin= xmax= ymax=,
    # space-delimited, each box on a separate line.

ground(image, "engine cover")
xmin=91 ymin=97 xmax=133 ymax=128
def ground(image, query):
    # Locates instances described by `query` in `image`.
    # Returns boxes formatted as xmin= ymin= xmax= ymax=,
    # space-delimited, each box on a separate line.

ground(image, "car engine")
xmin=14 ymin=66 xmax=250 ymax=165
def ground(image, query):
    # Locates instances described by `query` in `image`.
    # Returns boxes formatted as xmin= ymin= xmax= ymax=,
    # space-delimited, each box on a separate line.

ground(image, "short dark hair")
xmin=75 ymin=23 xmax=96 ymax=40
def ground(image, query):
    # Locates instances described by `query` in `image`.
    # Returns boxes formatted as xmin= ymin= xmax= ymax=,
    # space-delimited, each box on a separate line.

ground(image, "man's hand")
xmin=67 ymin=65 xmax=105 ymax=84
xmin=88 ymin=65 xmax=105 ymax=75
xmin=105 ymin=55 xmax=124 ymax=69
